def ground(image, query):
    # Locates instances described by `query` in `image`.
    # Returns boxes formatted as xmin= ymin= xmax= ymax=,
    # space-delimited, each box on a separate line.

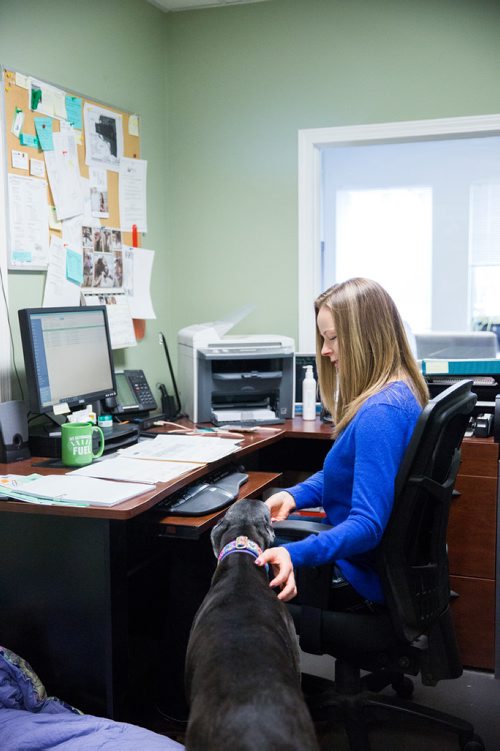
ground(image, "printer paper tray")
xmin=212 ymin=407 xmax=281 ymax=425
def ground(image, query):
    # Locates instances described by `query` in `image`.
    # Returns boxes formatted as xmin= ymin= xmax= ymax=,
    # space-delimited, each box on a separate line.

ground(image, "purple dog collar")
xmin=218 ymin=535 xmax=263 ymax=565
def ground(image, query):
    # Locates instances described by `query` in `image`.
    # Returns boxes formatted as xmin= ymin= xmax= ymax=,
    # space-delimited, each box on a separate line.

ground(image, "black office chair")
xmin=275 ymin=380 xmax=485 ymax=751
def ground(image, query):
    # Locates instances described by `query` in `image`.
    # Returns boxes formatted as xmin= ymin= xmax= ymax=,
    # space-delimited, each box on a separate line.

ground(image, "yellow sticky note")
xmin=128 ymin=114 xmax=140 ymax=137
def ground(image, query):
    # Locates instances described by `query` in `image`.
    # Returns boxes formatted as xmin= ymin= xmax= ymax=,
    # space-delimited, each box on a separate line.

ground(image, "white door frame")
xmin=298 ymin=114 xmax=500 ymax=351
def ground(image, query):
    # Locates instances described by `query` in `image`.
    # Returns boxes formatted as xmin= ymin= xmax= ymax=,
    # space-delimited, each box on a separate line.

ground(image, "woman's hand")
xmin=264 ymin=491 xmax=296 ymax=522
xmin=255 ymin=546 xmax=297 ymax=602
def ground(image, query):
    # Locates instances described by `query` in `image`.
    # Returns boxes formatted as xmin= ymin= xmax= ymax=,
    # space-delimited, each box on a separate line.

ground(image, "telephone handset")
xmin=114 ymin=369 xmax=157 ymax=414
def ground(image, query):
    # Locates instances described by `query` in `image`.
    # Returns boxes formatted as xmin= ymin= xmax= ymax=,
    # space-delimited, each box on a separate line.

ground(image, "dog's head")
xmin=211 ymin=499 xmax=275 ymax=558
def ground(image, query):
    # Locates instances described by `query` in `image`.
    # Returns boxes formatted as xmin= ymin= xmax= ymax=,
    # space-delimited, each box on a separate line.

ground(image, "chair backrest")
xmin=377 ymin=380 xmax=477 ymax=643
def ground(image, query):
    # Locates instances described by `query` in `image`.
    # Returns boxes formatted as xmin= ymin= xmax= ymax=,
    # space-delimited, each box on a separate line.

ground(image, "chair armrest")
xmin=273 ymin=519 xmax=333 ymax=540
xmin=273 ymin=520 xmax=334 ymax=609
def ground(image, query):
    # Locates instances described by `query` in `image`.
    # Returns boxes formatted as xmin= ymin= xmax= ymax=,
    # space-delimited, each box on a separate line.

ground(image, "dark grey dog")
xmin=184 ymin=499 xmax=319 ymax=751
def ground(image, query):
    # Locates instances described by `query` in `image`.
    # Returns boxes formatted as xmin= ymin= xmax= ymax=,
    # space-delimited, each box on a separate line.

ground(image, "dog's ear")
xmin=210 ymin=515 xmax=230 ymax=558
xmin=261 ymin=504 xmax=276 ymax=549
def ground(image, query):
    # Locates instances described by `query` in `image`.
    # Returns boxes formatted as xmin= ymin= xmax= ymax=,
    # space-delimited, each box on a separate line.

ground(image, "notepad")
xmin=0 ymin=474 xmax=154 ymax=507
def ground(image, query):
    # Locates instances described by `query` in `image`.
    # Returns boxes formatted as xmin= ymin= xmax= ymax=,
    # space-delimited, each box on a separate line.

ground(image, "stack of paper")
xmin=118 ymin=434 xmax=241 ymax=464
xmin=0 ymin=474 xmax=154 ymax=508
xmin=68 ymin=457 xmax=197 ymax=485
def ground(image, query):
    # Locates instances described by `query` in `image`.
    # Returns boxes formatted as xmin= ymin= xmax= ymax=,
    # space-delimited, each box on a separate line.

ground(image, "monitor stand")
xmin=29 ymin=421 xmax=140 ymax=463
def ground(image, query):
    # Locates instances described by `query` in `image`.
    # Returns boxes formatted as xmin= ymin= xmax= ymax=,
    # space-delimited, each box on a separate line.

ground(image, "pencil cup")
xmin=61 ymin=422 xmax=105 ymax=467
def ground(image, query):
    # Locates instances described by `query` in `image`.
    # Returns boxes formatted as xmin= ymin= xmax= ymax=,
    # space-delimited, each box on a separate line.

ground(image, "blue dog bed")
xmin=0 ymin=646 xmax=184 ymax=750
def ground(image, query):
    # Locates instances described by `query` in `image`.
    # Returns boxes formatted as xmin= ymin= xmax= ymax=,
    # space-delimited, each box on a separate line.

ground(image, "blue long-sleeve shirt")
xmin=284 ymin=381 xmax=422 ymax=603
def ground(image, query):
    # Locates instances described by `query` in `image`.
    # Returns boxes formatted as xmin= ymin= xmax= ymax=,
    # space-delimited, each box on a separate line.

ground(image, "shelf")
xmin=155 ymin=470 xmax=282 ymax=539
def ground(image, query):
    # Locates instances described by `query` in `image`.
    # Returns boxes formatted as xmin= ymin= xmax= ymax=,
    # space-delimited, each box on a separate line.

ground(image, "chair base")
xmin=302 ymin=671 xmax=485 ymax=751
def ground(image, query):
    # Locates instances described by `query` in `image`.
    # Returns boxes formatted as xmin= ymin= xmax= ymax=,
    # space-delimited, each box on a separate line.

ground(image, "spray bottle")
xmin=302 ymin=365 xmax=317 ymax=421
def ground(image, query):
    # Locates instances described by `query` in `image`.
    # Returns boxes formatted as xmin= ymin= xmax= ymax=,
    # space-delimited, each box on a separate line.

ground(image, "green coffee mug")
xmin=61 ymin=422 xmax=105 ymax=467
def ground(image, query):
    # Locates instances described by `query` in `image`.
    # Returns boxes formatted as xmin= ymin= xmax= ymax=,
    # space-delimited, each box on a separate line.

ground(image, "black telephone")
xmin=113 ymin=369 xmax=157 ymax=414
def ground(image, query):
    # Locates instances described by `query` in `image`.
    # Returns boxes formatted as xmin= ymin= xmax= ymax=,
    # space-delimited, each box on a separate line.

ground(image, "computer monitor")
xmin=18 ymin=306 xmax=117 ymax=416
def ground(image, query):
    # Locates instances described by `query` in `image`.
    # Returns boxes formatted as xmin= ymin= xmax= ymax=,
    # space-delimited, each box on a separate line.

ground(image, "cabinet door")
xmin=447 ymin=475 xmax=497 ymax=579
xmin=450 ymin=575 xmax=495 ymax=670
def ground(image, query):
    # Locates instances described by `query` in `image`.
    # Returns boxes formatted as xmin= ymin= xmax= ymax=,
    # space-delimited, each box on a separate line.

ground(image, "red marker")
xmin=132 ymin=223 xmax=138 ymax=248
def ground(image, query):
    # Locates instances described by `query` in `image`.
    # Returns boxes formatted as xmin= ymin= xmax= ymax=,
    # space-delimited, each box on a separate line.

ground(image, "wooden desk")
xmin=0 ymin=420 xmax=330 ymax=720
xmin=0 ymin=419 xmax=496 ymax=722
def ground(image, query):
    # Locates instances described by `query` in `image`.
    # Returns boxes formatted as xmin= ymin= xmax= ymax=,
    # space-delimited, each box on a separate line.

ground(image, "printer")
xmin=178 ymin=318 xmax=295 ymax=425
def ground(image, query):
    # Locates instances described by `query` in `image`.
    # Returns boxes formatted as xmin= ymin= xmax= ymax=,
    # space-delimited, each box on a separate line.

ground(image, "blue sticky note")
xmin=12 ymin=250 xmax=33 ymax=264
xmin=66 ymin=248 xmax=83 ymax=285
xmin=34 ymin=117 xmax=54 ymax=151
xmin=19 ymin=132 xmax=39 ymax=149
xmin=65 ymin=95 xmax=82 ymax=130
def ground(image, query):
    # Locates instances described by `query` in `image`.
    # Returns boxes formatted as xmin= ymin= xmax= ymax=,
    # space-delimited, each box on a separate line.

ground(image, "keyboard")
xmin=156 ymin=466 xmax=249 ymax=517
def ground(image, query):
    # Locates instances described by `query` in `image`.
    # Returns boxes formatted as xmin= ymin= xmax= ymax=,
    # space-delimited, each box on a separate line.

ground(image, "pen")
xmin=194 ymin=428 xmax=245 ymax=439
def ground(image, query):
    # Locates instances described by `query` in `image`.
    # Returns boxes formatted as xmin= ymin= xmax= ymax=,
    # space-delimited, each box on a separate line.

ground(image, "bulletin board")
xmin=1 ymin=66 xmax=142 ymax=270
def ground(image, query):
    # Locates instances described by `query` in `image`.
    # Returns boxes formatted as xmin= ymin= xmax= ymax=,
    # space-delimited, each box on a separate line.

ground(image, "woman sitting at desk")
xmin=255 ymin=277 xmax=429 ymax=610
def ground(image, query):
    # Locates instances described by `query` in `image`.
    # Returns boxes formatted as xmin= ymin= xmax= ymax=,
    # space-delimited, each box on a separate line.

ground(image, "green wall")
xmin=166 ymin=0 xmax=500 ymax=345
xmin=2 ymin=0 xmax=500 ymax=401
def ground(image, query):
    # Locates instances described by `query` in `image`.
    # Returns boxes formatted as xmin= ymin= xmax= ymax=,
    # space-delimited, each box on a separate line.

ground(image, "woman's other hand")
xmin=264 ymin=491 xmax=296 ymax=522
xmin=255 ymin=546 xmax=297 ymax=601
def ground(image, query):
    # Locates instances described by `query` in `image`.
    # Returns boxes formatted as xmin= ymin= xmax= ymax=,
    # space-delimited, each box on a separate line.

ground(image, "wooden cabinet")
xmin=447 ymin=438 xmax=498 ymax=669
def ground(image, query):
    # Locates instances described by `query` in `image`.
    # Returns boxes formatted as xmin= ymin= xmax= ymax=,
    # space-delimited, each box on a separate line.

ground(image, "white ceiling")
xmin=146 ymin=0 xmax=269 ymax=11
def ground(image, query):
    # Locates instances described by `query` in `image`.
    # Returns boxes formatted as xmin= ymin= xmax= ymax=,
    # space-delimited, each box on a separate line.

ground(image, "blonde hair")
xmin=315 ymin=278 xmax=428 ymax=436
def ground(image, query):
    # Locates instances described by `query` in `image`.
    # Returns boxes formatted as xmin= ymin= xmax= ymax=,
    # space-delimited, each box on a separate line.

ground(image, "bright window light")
xmin=469 ymin=182 xmax=500 ymax=324
xmin=335 ymin=187 xmax=433 ymax=331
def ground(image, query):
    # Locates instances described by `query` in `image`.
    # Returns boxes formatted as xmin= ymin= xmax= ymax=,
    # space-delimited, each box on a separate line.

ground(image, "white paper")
xmin=11 ymin=109 xmax=25 ymax=137
xmin=212 ymin=408 xmax=278 ymax=423
xmin=8 ymin=174 xmax=49 ymax=268
xmin=68 ymin=456 xmax=196 ymax=485
xmin=118 ymin=434 xmax=241 ymax=464
xmin=128 ymin=114 xmax=140 ymax=137
xmin=82 ymin=290 xmax=136 ymax=349
xmin=43 ymin=235 xmax=82 ymax=307
xmin=123 ymin=245 xmax=156 ymax=319
xmin=90 ymin=168 xmax=109 ymax=218
xmin=44 ymin=131 xmax=84 ymax=220
xmin=15 ymin=72 xmax=30 ymax=89
xmin=29 ymin=77 xmax=66 ymax=118
xmin=12 ymin=150 xmax=28 ymax=170
xmin=8 ymin=474 xmax=154 ymax=506
xmin=84 ymin=103 xmax=124 ymax=172
xmin=62 ymin=215 xmax=83 ymax=253
xmin=30 ymin=158 xmax=45 ymax=178
xmin=119 ymin=157 xmax=147 ymax=232
xmin=80 ymin=177 xmax=101 ymax=228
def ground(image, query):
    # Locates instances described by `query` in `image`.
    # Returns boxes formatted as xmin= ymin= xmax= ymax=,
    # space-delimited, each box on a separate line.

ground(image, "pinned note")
xmin=34 ymin=117 xmax=54 ymax=151
xmin=66 ymin=95 xmax=83 ymax=129
xmin=11 ymin=150 xmax=28 ymax=170
xmin=11 ymin=108 xmax=24 ymax=138
xmin=19 ymin=133 xmax=39 ymax=149
xmin=128 ymin=114 xmax=140 ymax=137
xmin=30 ymin=158 xmax=45 ymax=178
xmin=30 ymin=84 xmax=42 ymax=111
xmin=15 ymin=72 xmax=30 ymax=89
xmin=66 ymin=247 xmax=83 ymax=285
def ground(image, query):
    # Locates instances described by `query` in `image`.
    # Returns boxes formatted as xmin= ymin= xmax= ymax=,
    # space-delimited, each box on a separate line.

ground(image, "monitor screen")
xmin=18 ymin=306 xmax=116 ymax=415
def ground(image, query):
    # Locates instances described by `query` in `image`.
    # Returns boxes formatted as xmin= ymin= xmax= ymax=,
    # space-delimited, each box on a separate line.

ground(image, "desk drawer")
xmin=450 ymin=575 xmax=495 ymax=670
xmin=460 ymin=440 xmax=499 ymax=478
xmin=448 ymin=475 xmax=497 ymax=579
